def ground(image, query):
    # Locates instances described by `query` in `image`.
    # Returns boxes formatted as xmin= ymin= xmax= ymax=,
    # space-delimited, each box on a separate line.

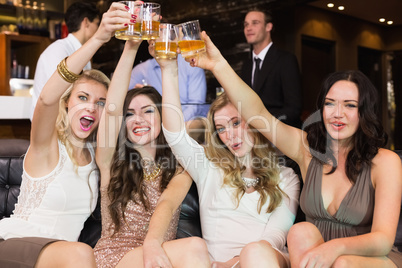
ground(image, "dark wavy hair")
xmin=107 ymin=87 xmax=179 ymax=233
xmin=304 ymin=70 xmax=387 ymax=183
xmin=65 ymin=2 xmax=100 ymax=33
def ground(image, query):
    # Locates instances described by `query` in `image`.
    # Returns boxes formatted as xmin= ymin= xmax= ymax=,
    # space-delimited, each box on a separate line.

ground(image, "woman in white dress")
xmin=0 ymin=3 xmax=133 ymax=267
xmin=156 ymin=44 xmax=300 ymax=267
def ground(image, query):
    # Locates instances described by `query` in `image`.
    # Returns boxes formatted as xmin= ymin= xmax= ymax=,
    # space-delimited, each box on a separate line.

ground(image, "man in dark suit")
xmin=241 ymin=9 xmax=302 ymax=128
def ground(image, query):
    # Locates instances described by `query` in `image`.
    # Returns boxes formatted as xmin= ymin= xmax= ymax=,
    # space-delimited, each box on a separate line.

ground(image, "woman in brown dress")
xmin=186 ymin=32 xmax=402 ymax=267
xmin=93 ymin=36 xmax=210 ymax=267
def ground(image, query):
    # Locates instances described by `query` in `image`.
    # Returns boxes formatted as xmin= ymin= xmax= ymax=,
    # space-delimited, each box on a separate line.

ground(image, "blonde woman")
xmin=157 ymin=49 xmax=300 ymax=267
xmin=0 ymin=3 xmax=133 ymax=267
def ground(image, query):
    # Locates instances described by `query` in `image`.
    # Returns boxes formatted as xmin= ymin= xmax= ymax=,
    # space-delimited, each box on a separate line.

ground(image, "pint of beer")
xmin=155 ymin=23 xmax=178 ymax=60
xmin=175 ymin=20 xmax=206 ymax=58
xmin=141 ymin=2 xmax=161 ymax=40
xmin=115 ymin=1 xmax=143 ymax=40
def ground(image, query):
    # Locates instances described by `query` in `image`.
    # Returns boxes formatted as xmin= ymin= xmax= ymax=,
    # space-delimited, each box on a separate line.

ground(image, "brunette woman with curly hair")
xmin=93 ymin=38 xmax=209 ymax=268
xmin=157 ymin=44 xmax=300 ymax=267
xmin=187 ymin=31 xmax=402 ymax=267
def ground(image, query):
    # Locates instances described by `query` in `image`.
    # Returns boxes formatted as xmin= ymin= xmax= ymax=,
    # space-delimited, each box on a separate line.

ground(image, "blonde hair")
xmin=56 ymin=69 xmax=110 ymax=167
xmin=205 ymin=93 xmax=284 ymax=213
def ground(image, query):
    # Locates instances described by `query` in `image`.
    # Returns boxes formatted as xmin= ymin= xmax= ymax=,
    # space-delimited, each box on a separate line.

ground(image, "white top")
xmin=30 ymin=33 xmax=92 ymax=120
xmin=0 ymin=140 xmax=99 ymax=241
xmin=252 ymin=41 xmax=273 ymax=85
xmin=163 ymin=126 xmax=300 ymax=262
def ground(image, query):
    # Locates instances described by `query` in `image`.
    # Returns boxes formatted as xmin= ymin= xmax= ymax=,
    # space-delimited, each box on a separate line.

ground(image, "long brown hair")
xmin=205 ymin=93 xmax=283 ymax=213
xmin=107 ymin=87 xmax=179 ymax=233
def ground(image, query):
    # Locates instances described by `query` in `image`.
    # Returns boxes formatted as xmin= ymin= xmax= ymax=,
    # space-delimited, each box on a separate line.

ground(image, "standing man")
xmin=241 ymin=8 xmax=302 ymax=128
xmin=30 ymin=2 xmax=100 ymax=120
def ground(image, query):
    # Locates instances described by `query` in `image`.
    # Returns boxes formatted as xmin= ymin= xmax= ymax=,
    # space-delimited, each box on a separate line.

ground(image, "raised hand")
xmin=93 ymin=2 xmax=137 ymax=44
xmin=185 ymin=31 xmax=226 ymax=72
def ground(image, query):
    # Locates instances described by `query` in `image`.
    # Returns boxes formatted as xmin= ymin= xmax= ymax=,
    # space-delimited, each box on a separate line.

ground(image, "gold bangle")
xmin=57 ymin=57 xmax=83 ymax=83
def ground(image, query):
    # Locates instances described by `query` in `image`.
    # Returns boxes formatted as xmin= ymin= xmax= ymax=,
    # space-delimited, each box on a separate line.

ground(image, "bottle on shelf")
xmin=32 ymin=1 xmax=40 ymax=31
xmin=39 ymin=2 xmax=47 ymax=32
xmin=24 ymin=0 xmax=33 ymax=30
xmin=16 ymin=0 xmax=25 ymax=32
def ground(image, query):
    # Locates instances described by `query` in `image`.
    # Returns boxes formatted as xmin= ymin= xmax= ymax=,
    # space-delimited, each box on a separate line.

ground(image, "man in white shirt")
xmin=30 ymin=2 xmax=100 ymax=120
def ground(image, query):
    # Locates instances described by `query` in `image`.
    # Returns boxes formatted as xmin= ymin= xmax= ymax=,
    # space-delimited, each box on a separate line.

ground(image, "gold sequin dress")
xmin=94 ymin=177 xmax=180 ymax=268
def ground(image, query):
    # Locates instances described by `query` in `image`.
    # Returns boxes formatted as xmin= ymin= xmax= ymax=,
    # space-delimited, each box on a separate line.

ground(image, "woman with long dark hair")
xmin=93 ymin=39 xmax=210 ymax=268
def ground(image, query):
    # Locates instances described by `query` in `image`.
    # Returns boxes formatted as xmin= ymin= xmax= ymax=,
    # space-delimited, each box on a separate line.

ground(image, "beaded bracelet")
xmin=57 ymin=57 xmax=83 ymax=83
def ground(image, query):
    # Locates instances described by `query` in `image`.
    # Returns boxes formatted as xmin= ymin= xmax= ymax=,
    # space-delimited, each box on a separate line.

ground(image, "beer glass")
xmin=115 ymin=1 xmax=143 ymax=40
xmin=141 ymin=2 xmax=161 ymax=40
xmin=155 ymin=23 xmax=178 ymax=59
xmin=175 ymin=20 xmax=206 ymax=58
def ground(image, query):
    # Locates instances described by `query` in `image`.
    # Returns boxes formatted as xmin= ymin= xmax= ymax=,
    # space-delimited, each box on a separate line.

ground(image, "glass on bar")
xmin=175 ymin=20 xmax=206 ymax=58
xmin=115 ymin=1 xmax=143 ymax=40
xmin=141 ymin=2 xmax=161 ymax=40
xmin=155 ymin=23 xmax=178 ymax=60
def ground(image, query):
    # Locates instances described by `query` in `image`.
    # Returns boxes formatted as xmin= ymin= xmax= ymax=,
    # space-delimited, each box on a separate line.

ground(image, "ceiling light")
xmin=379 ymin=18 xmax=386 ymax=23
xmin=338 ymin=6 xmax=345 ymax=10
xmin=387 ymin=21 xmax=393 ymax=25
xmin=327 ymin=3 xmax=334 ymax=8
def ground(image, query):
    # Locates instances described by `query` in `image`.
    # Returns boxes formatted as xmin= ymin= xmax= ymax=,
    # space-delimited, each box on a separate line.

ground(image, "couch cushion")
xmin=0 ymin=139 xmax=29 ymax=157
xmin=0 ymin=156 xmax=24 ymax=219
xmin=177 ymin=182 xmax=202 ymax=238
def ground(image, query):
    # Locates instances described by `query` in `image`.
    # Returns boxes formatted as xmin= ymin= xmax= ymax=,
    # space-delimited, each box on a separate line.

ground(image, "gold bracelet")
xmin=57 ymin=57 xmax=83 ymax=83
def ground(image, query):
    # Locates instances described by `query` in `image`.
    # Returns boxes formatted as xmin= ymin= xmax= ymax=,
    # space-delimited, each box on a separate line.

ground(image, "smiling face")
xmin=66 ymin=79 xmax=107 ymax=140
xmin=323 ymin=80 xmax=360 ymax=146
xmin=243 ymin=11 xmax=272 ymax=46
xmin=213 ymin=103 xmax=255 ymax=158
xmin=125 ymin=94 xmax=161 ymax=147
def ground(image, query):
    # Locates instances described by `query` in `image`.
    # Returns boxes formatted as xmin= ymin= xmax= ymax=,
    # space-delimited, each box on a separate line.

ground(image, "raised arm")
xmin=31 ymin=2 xmax=132 ymax=151
xmin=158 ymin=57 xmax=186 ymax=133
xmin=96 ymin=40 xmax=141 ymax=187
xmin=188 ymin=32 xmax=308 ymax=165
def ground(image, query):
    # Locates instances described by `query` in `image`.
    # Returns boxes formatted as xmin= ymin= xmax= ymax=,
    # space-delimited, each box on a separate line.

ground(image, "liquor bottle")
xmin=16 ymin=0 xmax=25 ymax=32
xmin=24 ymin=0 xmax=33 ymax=30
xmin=40 ymin=2 xmax=47 ymax=31
xmin=32 ymin=1 xmax=40 ymax=31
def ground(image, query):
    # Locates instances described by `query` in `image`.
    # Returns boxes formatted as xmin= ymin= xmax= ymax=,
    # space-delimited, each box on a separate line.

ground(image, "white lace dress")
xmin=0 ymin=140 xmax=98 ymax=242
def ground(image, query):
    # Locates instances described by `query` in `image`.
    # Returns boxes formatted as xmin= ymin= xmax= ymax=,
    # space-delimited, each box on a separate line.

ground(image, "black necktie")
xmin=253 ymin=57 xmax=261 ymax=89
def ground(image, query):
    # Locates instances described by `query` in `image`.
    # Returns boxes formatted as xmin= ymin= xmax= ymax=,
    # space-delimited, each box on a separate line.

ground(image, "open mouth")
xmin=331 ymin=122 xmax=345 ymax=130
xmin=80 ymin=116 xmax=95 ymax=131
xmin=133 ymin=127 xmax=151 ymax=136
xmin=231 ymin=142 xmax=242 ymax=150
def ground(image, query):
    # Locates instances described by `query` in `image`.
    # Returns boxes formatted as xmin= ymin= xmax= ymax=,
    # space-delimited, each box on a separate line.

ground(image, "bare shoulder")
xmin=371 ymin=148 xmax=402 ymax=186
xmin=372 ymin=148 xmax=402 ymax=167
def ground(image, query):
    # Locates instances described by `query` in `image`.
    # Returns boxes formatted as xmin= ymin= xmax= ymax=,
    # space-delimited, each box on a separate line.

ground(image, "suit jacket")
xmin=240 ymin=45 xmax=302 ymax=128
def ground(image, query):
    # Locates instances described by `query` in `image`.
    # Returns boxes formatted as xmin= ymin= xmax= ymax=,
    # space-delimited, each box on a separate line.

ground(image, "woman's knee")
xmin=287 ymin=222 xmax=320 ymax=245
xmin=332 ymin=255 xmax=351 ymax=268
xmin=183 ymin=237 xmax=209 ymax=256
xmin=38 ymin=241 xmax=95 ymax=268
xmin=241 ymin=241 xmax=275 ymax=259
xmin=69 ymin=242 xmax=95 ymax=261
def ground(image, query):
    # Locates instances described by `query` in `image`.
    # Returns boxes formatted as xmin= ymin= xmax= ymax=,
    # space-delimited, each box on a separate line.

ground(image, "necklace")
xmin=142 ymin=159 xmax=161 ymax=181
xmin=143 ymin=164 xmax=161 ymax=181
xmin=242 ymin=177 xmax=260 ymax=188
